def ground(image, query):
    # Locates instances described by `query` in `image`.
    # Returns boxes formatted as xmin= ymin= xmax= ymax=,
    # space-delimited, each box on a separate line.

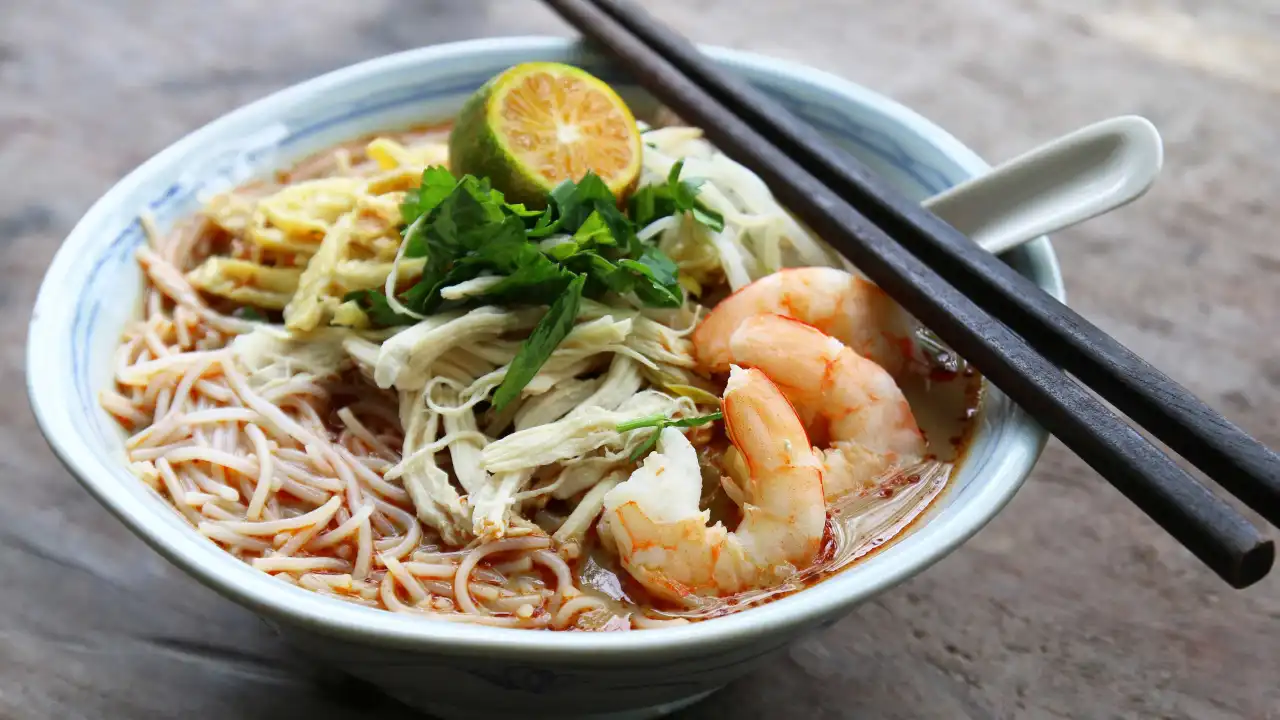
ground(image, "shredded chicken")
xmin=482 ymin=391 xmax=694 ymax=473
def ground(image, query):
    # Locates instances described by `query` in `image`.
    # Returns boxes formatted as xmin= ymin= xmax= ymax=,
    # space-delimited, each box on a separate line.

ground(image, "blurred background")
xmin=2 ymin=1 xmax=1277 ymax=717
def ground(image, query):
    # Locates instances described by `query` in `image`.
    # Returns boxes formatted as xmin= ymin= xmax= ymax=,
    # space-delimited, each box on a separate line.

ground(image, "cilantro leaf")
xmin=572 ymin=211 xmax=619 ymax=248
xmin=539 ymin=212 xmax=621 ymax=265
xmin=526 ymin=207 xmax=558 ymax=237
xmin=458 ymin=175 xmax=509 ymax=224
xmin=474 ymin=230 xmax=578 ymax=305
xmin=539 ymin=171 xmax=690 ymax=306
xmin=480 ymin=264 xmax=576 ymax=306
xmin=619 ymin=247 xmax=683 ymax=308
xmin=691 ymin=205 xmax=724 ymax=231
xmin=434 ymin=216 xmax=576 ymax=306
xmin=401 ymin=166 xmax=458 ymax=227
xmin=398 ymin=193 xmax=524 ymax=314
xmin=560 ymin=250 xmax=630 ymax=298
xmin=628 ymin=159 xmax=725 ymax=233
xmin=491 ymin=274 xmax=586 ymax=411
xmin=667 ymin=161 xmax=703 ymax=206
xmin=502 ymin=201 xmax=543 ymax=218
xmin=451 ymin=215 xmax=534 ymax=273
xmin=425 ymin=182 xmax=503 ymax=254
xmin=371 ymin=168 xmax=687 ymax=350
xmin=628 ymin=186 xmax=663 ymax=228
xmin=630 ymin=186 xmax=657 ymax=228
xmin=549 ymin=171 xmax=616 ymax=230
xmin=535 ymin=171 xmax=639 ymax=245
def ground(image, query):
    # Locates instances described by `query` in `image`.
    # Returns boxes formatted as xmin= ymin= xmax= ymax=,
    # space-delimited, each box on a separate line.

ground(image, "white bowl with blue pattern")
xmin=26 ymin=37 xmax=1061 ymax=720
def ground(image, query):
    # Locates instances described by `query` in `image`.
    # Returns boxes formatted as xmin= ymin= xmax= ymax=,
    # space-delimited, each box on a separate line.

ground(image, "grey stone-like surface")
xmin=2 ymin=1 xmax=1277 ymax=718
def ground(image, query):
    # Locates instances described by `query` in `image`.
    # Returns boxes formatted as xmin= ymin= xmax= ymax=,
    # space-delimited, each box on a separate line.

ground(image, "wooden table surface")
xmin=2 ymin=1 xmax=1278 ymax=718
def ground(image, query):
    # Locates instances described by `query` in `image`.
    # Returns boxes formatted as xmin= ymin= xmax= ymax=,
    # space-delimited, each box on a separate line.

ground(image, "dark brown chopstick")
xmin=541 ymin=0 xmax=1275 ymax=587
xmin=581 ymin=0 xmax=1280 ymax=531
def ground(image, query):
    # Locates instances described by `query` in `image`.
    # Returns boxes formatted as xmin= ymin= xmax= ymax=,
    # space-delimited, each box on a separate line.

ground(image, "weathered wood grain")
xmin=1 ymin=1 xmax=1276 ymax=718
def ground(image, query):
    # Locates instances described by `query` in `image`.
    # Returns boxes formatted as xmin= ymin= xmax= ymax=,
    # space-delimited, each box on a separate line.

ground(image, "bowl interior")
xmin=28 ymin=37 xmax=1059 ymax=659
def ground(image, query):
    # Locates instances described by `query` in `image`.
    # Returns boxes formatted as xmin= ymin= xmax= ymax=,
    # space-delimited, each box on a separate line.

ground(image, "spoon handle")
xmin=923 ymin=116 xmax=1164 ymax=255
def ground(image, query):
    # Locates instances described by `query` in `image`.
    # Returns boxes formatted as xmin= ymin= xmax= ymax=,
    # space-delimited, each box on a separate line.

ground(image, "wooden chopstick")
xmin=541 ymin=0 xmax=1275 ymax=587
xmin=583 ymin=0 xmax=1280 ymax=533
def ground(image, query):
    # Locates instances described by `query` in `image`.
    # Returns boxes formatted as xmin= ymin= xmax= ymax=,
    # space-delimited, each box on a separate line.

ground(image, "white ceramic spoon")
xmin=921 ymin=115 xmax=1163 ymax=254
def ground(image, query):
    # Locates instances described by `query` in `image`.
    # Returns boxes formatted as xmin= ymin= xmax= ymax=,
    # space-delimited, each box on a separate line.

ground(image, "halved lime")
xmin=449 ymin=62 xmax=643 ymax=207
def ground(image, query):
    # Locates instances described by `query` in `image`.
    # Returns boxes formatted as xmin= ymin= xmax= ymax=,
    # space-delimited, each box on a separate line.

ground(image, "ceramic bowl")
xmin=27 ymin=36 xmax=1061 ymax=720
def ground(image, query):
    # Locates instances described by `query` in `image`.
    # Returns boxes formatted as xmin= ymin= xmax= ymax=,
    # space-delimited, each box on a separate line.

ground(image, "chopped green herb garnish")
xmin=376 ymin=166 xmax=686 ymax=319
xmin=357 ymin=163 xmax=711 ymax=404
xmin=622 ymin=247 xmax=683 ymax=308
xmin=618 ymin=410 xmax=724 ymax=461
xmin=400 ymin=165 xmax=458 ymax=227
xmin=629 ymin=159 xmax=725 ymax=233
xmin=547 ymin=170 xmax=618 ymax=232
xmin=492 ymin=274 xmax=585 ymax=411
xmin=571 ymin=211 xmax=619 ymax=248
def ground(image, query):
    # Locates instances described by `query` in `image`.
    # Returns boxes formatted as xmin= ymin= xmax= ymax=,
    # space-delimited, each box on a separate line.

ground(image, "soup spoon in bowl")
xmin=889 ymin=115 xmax=1161 ymax=369
xmin=920 ymin=115 xmax=1162 ymax=254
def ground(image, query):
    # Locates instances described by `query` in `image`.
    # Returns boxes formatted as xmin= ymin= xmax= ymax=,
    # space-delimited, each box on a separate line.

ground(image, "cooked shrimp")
xmin=726 ymin=314 xmax=926 ymax=501
xmin=600 ymin=366 xmax=825 ymax=603
xmin=692 ymin=266 xmax=914 ymax=378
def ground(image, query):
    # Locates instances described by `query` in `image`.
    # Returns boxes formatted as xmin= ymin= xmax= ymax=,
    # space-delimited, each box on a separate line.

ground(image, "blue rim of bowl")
xmin=26 ymin=36 xmax=1060 ymax=662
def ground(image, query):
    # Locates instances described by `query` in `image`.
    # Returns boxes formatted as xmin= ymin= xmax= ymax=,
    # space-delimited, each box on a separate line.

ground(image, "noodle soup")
xmin=101 ymin=67 xmax=981 ymax=631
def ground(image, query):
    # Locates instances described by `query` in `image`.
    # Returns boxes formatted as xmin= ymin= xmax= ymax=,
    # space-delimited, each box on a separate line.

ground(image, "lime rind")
xmin=448 ymin=62 xmax=642 ymax=208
